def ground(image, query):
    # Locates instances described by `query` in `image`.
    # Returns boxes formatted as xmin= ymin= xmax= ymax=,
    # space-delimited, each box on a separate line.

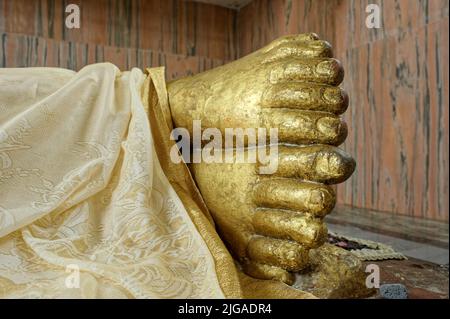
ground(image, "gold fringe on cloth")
xmin=329 ymin=232 xmax=407 ymax=261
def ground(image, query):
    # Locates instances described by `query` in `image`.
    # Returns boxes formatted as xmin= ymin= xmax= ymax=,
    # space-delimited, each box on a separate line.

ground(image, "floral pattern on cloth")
xmin=0 ymin=64 xmax=224 ymax=298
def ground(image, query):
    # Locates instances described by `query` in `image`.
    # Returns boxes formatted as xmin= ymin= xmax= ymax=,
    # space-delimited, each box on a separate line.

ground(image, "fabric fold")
xmin=0 ymin=63 xmax=225 ymax=298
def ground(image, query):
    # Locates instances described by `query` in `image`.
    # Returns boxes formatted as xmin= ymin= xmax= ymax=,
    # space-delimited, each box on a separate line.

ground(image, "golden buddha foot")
xmin=167 ymin=34 xmax=366 ymax=294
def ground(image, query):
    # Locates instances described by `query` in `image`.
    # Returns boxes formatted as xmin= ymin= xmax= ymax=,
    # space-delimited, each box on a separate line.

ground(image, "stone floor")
xmin=328 ymin=205 xmax=449 ymax=248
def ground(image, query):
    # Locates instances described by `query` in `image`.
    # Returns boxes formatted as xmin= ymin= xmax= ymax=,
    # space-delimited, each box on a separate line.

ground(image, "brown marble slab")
xmin=237 ymin=0 xmax=339 ymax=57
xmin=335 ymin=2 xmax=449 ymax=222
xmin=0 ymin=32 xmax=226 ymax=80
xmin=0 ymin=0 xmax=237 ymax=61
xmin=333 ymin=0 xmax=449 ymax=54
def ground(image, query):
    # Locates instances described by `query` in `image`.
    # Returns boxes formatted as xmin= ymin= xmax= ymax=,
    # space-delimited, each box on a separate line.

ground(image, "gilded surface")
xmin=168 ymin=33 xmax=367 ymax=295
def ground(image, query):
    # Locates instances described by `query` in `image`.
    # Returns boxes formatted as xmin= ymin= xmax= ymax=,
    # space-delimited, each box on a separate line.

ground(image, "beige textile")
xmin=0 ymin=63 xmax=225 ymax=298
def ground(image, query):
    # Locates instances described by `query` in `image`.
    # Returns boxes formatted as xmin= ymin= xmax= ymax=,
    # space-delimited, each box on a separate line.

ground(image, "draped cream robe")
xmin=0 ymin=63 xmax=314 ymax=299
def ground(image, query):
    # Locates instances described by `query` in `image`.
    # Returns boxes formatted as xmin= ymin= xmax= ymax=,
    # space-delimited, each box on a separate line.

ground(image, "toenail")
xmin=317 ymin=116 xmax=341 ymax=137
xmin=316 ymin=60 xmax=338 ymax=75
xmin=310 ymin=189 xmax=325 ymax=206
xmin=323 ymin=87 xmax=344 ymax=104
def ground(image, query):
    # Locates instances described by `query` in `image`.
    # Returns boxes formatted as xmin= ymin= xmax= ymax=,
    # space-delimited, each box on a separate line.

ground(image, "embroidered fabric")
xmin=0 ymin=64 xmax=224 ymax=298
